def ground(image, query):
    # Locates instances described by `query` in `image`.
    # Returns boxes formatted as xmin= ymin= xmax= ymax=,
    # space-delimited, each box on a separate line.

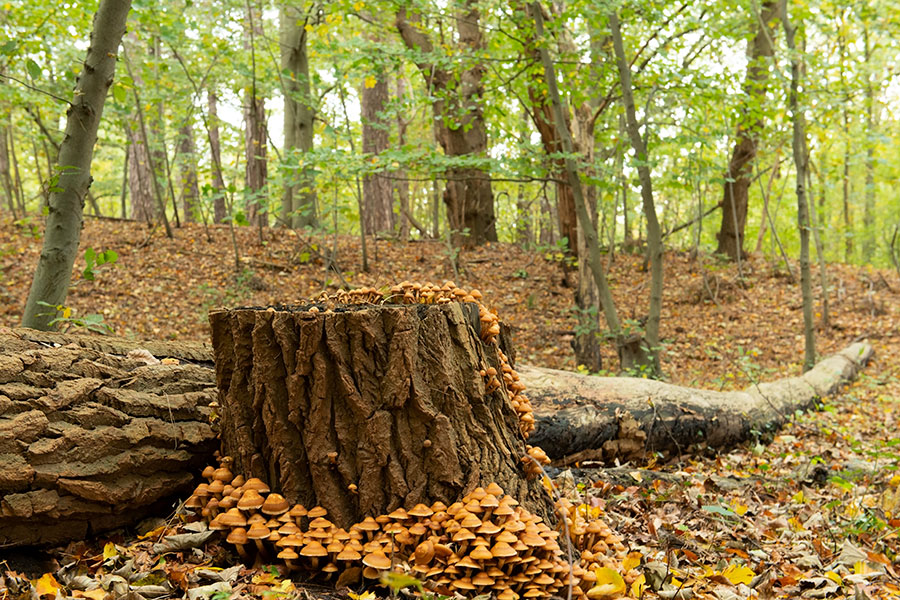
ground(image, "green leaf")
xmin=113 ymin=84 xmax=127 ymax=103
xmin=0 ymin=41 xmax=16 ymax=55
xmin=26 ymin=58 xmax=41 ymax=80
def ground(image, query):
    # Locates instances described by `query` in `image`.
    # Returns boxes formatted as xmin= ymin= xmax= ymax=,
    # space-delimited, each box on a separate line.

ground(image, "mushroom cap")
xmin=459 ymin=513 xmax=482 ymax=529
xmin=477 ymin=521 xmax=501 ymax=535
xmin=288 ymin=504 xmax=307 ymax=518
xmin=452 ymin=528 xmax=476 ymax=542
xmin=237 ymin=489 xmax=265 ymax=511
xmin=430 ymin=501 xmax=448 ymax=512
xmin=355 ymin=516 xmax=380 ymax=531
xmin=201 ymin=466 xmax=216 ymax=480
xmin=322 ymin=563 xmax=339 ymax=574
xmin=246 ymin=522 xmax=270 ymax=540
xmin=277 ymin=547 xmax=299 ymax=560
xmin=307 ymin=505 xmax=328 ymax=518
xmin=247 ymin=513 xmax=266 ymax=526
xmin=472 ymin=572 xmax=495 ymax=586
xmin=408 ymin=522 xmax=428 ymax=536
xmin=470 ymin=545 xmax=493 ymax=561
xmin=456 ymin=556 xmax=480 ymax=570
xmin=207 ymin=480 xmax=225 ymax=495
xmin=480 ymin=493 xmax=500 ymax=509
xmin=243 ymin=477 xmax=270 ymax=494
xmin=452 ymin=578 xmax=476 ymax=591
xmin=388 ymin=507 xmax=409 ymax=520
xmin=337 ymin=546 xmax=362 ymax=561
xmin=184 ymin=495 xmax=203 ymax=509
xmin=259 ymin=493 xmax=289 ymax=515
xmin=218 ymin=496 xmax=236 ymax=510
xmin=278 ymin=522 xmax=300 ymax=536
xmin=278 ymin=534 xmax=304 ymax=548
xmin=309 ymin=517 xmax=333 ymax=529
xmin=414 ymin=540 xmax=435 ymax=565
xmin=226 ymin=527 xmax=248 ymax=545
xmin=193 ymin=483 xmax=211 ymax=497
xmin=490 ymin=541 xmax=517 ymax=558
xmin=230 ymin=475 xmax=246 ymax=487
xmin=300 ymin=540 xmax=328 ymax=557
xmin=219 ymin=507 xmax=247 ymax=528
xmin=213 ymin=467 xmax=233 ymax=482
xmin=362 ymin=551 xmax=392 ymax=570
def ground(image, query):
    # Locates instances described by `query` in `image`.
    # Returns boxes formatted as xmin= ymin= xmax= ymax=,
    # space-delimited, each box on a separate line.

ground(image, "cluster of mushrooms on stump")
xmin=201 ymin=282 xmax=635 ymax=597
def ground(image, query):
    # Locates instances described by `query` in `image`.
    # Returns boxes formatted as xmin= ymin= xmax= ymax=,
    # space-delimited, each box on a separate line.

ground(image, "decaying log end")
xmin=0 ymin=328 xmax=219 ymax=547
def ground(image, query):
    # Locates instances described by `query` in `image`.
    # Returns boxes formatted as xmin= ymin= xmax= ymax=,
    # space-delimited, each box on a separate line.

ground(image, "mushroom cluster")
xmin=187 ymin=460 xmax=624 ymax=598
xmin=318 ymin=281 xmax=536 ymax=437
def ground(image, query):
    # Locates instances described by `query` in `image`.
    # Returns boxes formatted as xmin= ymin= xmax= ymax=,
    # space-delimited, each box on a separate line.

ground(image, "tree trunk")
xmin=784 ymin=1 xmax=816 ymax=372
xmin=524 ymin=342 xmax=872 ymax=463
xmin=178 ymin=123 xmax=200 ymax=223
xmin=207 ymin=90 xmax=227 ymax=224
xmin=839 ymin=18 xmax=852 ymax=263
xmin=0 ymin=113 xmax=15 ymax=217
xmin=244 ymin=3 xmax=267 ymax=228
xmin=862 ymin=24 xmax=876 ymax=264
xmin=21 ymin=0 xmax=132 ymax=331
xmin=609 ymin=10 xmax=664 ymax=375
xmin=362 ymin=69 xmax=395 ymax=235
xmin=0 ymin=327 xmax=217 ymax=548
xmin=396 ymin=4 xmax=497 ymax=246
xmin=208 ymin=303 xmax=553 ymax=527
xmin=716 ymin=1 xmax=778 ymax=261
xmin=395 ymin=78 xmax=411 ymax=241
xmin=280 ymin=5 xmax=316 ymax=229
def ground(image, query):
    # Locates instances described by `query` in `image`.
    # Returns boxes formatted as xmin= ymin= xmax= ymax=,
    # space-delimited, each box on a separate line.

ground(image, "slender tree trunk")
xmin=178 ymin=122 xmax=200 ymax=223
xmin=716 ymin=1 xmax=778 ymax=261
xmin=244 ymin=2 xmax=268 ymax=228
xmin=119 ymin=148 xmax=128 ymax=219
xmin=531 ymin=2 xmax=642 ymax=372
xmin=809 ymin=161 xmax=830 ymax=329
xmin=362 ymin=67 xmax=395 ymax=235
xmin=783 ymin=2 xmax=816 ymax=372
xmin=22 ymin=0 xmax=132 ymax=330
xmin=280 ymin=4 xmax=316 ymax=229
xmin=396 ymin=3 xmax=497 ymax=246
xmin=610 ymin=10 xmax=664 ymax=375
xmin=8 ymin=116 xmax=25 ymax=215
xmin=207 ymin=90 xmax=227 ymax=223
xmin=839 ymin=19 xmax=852 ymax=263
xmin=862 ymin=24 xmax=876 ymax=264
xmin=395 ymin=77 xmax=411 ymax=242
xmin=0 ymin=113 xmax=15 ymax=217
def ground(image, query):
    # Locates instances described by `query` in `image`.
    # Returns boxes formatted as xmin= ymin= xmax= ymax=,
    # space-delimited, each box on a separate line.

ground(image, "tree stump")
xmin=0 ymin=328 xmax=218 ymax=547
xmin=208 ymin=303 xmax=552 ymax=527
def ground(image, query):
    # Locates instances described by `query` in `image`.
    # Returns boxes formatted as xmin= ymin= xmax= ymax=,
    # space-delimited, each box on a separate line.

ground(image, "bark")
xmin=0 ymin=113 xmax=15 ymax=217
xmin=362 ymin=69 xmax=395 ymax=235
xmin=395 ymin=4 xmax=497 ymax=246
xmin=716 ymin=1 xmax=778 ymax=261
xmin=207 ymin=91 xmax=227 ymax=224
xmin=178 ymin=123 xmax=200 ymax=223
xmin=208 ymin=303 xmax=553 ymax=527
xmin=524 ymin=342 xmax=872 ymax=462
xmin=0 ymin=328 xmax=217 ymax=548
xmin=244 ymin=3 xmax=268 ymax=228
xmin=862 ymin=24 xmax=876 ymax=264
xmin=21 ymin=0 xmax=132 ymax=331
xmin=530 ymin=3 xmax=631 ymax=372
xmin=783 ymin=1 xmax=816 ymax=372
xmin=126 ymin=123 xmax=155 ymax=222
xmin=839 ymin=19 xmax=852 ymax=263
xmin=396 ymin=76 xmax=411 ymax=242
xmin=280 ymin=5 xmax=316 ymax=229
xmin=609 ymin=10 xmax=664 ymax=375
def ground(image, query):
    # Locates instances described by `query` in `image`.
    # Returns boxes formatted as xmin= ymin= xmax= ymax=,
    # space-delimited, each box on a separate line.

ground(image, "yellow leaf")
xmin=62 ymin=306 xmax=72 ymax=319
xmin=348 ymin=593 xmax=377 ymax=600
xmin=74 ymin=589 xmax=108 ymax=600
xmin=729 ymin=498 xmax=749 ymax=516
xmin=825 ymin=570 xmax=843 ymax=585
xmin=631 ymin=573 xmax=646 ymax=597
xmin=587 ymin=567 xmax=625 ymax=598
xmin=722 ymin=563 xmax=755 ymax=585
xmin=34 ymin=573 xmax=61 ymax=599
xmin=103 ymin=541 xmax=118 ymax=559
xmin=352 ymin=0 xmax=364 ymax=9
xmin=623 ymin=551 xmax=642 ymax=572
xmin=629 ymin=471 xmax=643 ymax=483
xmin=364 ymin=75 xmax=377 ymax=89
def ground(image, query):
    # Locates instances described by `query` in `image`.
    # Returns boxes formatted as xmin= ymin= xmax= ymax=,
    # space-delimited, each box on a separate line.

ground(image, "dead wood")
xmin=208 ymin=303 xmax=553 ymax=527
xmin=521 ymin=342 xmax=873 ymax=464
xmin=0 ymin=328 xmax=218 ymax=547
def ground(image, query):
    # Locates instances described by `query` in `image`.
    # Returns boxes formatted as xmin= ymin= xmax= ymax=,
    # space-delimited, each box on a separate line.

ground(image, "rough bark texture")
xmin=21 ymin=0 xmax=132 ymax=331
xmin=362 ymin=71 xmax=395 ymax=235
xmin=0 ymin=328 xmax=217 ymax=548
xmin=396 ymin=4 xmax=497 ymax=246
xmin=716 ymin=1 xmax=778 ymax=261
xmin=523 ymin=342 xmax=872 ymax=463
xmin=243 ymin=3 xmax=268 ymax=228
xmin=208 ymin=303 xmax=552 ymax=528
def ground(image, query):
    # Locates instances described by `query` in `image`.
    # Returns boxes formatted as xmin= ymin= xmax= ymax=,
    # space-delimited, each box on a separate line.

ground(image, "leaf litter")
xmin=2 ymin=219 xmax=900 ymax=599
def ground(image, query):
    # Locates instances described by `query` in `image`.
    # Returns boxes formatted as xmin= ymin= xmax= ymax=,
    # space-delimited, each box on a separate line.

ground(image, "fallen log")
xmin=522 ymin=342 xmax=873 ymax=464
xmin=0 ymin=328 xmax=218 ymax=547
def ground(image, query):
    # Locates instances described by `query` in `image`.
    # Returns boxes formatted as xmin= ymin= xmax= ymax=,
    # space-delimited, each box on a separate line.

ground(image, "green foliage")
xmin=35 ymin=301 xmax=113 ymax=334
xmin=82 ymin=247 xmax=118 ymax=281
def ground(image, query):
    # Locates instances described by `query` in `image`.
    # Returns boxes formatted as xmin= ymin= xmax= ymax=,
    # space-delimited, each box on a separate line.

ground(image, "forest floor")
xmin=2 ymin=218 xmax=900 ymax=599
